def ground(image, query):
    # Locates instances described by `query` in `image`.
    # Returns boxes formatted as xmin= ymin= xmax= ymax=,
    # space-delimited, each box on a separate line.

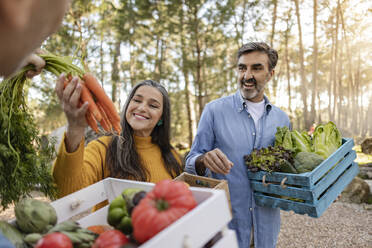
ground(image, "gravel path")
xmin=277 ymin=202 xmax=372 ymax=248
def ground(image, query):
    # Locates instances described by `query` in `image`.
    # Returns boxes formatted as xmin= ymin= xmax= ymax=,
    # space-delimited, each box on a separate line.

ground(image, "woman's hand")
xmin=55 ymin=73 xmax=89 ymax=152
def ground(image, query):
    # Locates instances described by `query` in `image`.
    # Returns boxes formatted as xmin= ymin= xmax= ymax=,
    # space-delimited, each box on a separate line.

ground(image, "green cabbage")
xmin=312 ymin=121 xmax=342 ymax=159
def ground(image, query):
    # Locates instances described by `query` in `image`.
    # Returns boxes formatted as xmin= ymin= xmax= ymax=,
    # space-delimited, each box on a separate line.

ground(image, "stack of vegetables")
xmin=0 ymin=198 xmax=98 ymax=248
xmin=244 ymin=121 xmax=343 ymax=174
xmin=107 ymin=179 xmax=197 ymax=245
xmin=0 ymin=180 xmax=198 ymax=247
xmin=0 ymin=53 xmax=121 ymax=210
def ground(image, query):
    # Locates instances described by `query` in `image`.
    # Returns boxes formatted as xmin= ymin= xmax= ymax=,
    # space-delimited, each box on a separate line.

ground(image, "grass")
xmin=353 ymin=145 xmax=372 ymax=165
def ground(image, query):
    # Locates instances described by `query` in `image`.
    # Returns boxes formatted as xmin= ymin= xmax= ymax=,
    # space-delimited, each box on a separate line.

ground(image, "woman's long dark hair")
xmin=106 ymin=80 xmax=182 ymax=181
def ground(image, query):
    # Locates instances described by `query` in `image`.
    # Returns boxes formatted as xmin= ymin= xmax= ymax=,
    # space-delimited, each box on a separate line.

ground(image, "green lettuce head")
xmin=312 ymin=121 xmax=342 ymax=159
xmin=291 ymin=130 xmax=312 ymax=154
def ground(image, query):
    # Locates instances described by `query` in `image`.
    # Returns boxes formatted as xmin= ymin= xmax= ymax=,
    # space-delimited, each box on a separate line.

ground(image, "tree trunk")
xmin=270 ymin=0 xmax=278 ymax=98
xmin=328 ymin=12 xmax=335 ymax=120
xmin=317 ymin=91 xmax=322 ymax=123
xmin=192 ymin=7 xmax=203 ymax=120
xmin=284 ymin=10 xmax=292 ymax=115
xmin=355 ymin=49 xmax=363 ymax=136
xmin=336 ymin=39 xmax=343 ymax=127
xmin=310 ymin=0 xmax=318 ymax=126
xmin=232 ymin=0 xmax=248 ymax=47
xmin=100 ymin=30 xmax=105 ymax=84
xmin=180 ymin=1 xmax=193 ymax=148
xmin=111 ymin=40 xmax=121 ymax=104
xmin=332 ymin=1 xmax=341 ymax=122
xmin=339 ymin=3 xmax=356 ymax=134
xmin=367 ymin=89 xmax=372 ymax=136
xmin=270 ymin=0 xmax=277 ymax=48
xmin=294 ymin=0 xmax=309 ymax=129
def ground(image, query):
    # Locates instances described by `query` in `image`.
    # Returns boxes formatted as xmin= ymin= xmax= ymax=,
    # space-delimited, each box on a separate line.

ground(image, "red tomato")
xmin=132 ymin=179 xmax=197 ymax=244
xmin=92 ymin=230 xmax=129 ymax=248
xmin=35 ymin=232 xmax=73 ymax=248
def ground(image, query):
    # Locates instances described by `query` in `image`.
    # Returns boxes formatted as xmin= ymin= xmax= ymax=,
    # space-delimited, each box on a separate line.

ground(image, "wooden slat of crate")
xmin=250 ymin=181 xmax=314 ymax=201
xmin=253 ymin=162 xmax=359 ymax=217
xmin=174 ymin=172 xmax=231 ymax=205
xmin=247 ymin=138 xmax=354 ymax=188
xmin=248 ymin=170 xmax=311 ymax=188
xmin=312 ymin=150 xmax=356 ymax=201
xmin=315 ymin=163 xmax=359 ymax=216
xmin=175 ymin=172 xmax=224 ymax=187
xmin=249 ymin=150 xmax=357 ymax=203
xmin=309 ymin=138 xmax=354 ymax=186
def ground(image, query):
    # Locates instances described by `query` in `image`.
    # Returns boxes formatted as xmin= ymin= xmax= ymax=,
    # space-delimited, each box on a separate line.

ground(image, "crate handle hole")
xmin=262 ymin=175 xmax=270 ymax=187
xmin=70 ymin=199 xmax=84 ymax=210
xmin=280 ymin=177 xmax=287 ymax=189
xmin=182 ymin=234 xmax=192 ymax=248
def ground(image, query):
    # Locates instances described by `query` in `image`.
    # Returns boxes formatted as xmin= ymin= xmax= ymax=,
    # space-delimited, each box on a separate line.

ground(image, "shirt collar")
xmin=234 ymin=90 xmax=273 ymax=113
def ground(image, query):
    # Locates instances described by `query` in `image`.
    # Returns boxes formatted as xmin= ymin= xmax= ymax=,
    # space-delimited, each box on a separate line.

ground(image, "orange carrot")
xmin=100 ymin=117 xmax=111 ymax=132
xmin=83 ymin=73 xmax=120 ymax=123
xmin=87 ymin=225 xmax=112 ymax=234
xmin=86 ymin=109 xmax=99 ymax=133
xmin=111 ymin=120 xmax=122 ymax=134
xmin=96 ymin=101 xmax=112 ymax=132
xmin=80 ymin=81 xmax=102 ymax=122
xmin=99 ymin=102 xmax=121 ymax=133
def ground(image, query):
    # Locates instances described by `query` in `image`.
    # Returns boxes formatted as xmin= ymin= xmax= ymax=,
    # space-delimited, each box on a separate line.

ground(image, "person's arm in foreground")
xmin=53 ymin=74 xmax=106 ymax=197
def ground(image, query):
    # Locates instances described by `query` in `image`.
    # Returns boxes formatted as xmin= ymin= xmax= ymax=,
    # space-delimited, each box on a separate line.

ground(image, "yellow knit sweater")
xmin=53 ymin=133 xmax=181 ymax=198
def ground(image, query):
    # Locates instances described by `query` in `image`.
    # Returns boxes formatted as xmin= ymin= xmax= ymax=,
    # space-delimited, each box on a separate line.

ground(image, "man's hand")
xmin=197 ymin=148 xmax=233 ymax=175
xmin=22 ymin=50 xmax=46 ymax=78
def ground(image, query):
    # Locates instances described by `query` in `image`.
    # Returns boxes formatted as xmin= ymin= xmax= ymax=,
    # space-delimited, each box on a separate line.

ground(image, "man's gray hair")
xmin=237 ymin=42 xmax=278 ymax=71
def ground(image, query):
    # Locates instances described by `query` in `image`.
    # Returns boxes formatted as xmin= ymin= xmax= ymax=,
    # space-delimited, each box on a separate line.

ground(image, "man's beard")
xmin=240 ymin=77 xmax=260 ymax=100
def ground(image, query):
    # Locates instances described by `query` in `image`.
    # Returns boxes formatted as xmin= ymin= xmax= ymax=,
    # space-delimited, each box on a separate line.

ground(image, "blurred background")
xmin=25 ymin=0 xmax=372 ymax=152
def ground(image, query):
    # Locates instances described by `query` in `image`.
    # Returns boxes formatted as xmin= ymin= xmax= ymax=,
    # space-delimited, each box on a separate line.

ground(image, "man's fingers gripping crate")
xmin=247 ymin=138 xmax=359 ymax=218
xmin=50 ymin=177 xmax=239 ymax=248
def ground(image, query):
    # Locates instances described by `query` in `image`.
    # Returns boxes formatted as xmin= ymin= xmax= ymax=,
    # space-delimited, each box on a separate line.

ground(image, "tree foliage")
xmin=30 ymin=0 xmax=372 ymax=147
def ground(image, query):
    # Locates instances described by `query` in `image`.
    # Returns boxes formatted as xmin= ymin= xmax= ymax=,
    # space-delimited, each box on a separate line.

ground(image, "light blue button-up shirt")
xmin=0 ymin=233 xmax=14 ymax=248
xmin=185 ymin=91 xmax=290 ymax=248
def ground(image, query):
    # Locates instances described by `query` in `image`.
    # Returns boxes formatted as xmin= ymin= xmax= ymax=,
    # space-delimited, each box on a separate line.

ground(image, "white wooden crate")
xmin=50 ymin=177 xmax=238 ymax=248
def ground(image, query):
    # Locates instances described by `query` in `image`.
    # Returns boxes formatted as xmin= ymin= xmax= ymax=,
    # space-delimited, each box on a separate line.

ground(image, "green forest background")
xmin=28 ymin=0 xmax=372 ymax=151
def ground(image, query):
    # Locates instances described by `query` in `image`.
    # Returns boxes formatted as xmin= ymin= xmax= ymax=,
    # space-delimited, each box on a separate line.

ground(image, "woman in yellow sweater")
xmin=53 ymin=76 xmax=183 ymax=198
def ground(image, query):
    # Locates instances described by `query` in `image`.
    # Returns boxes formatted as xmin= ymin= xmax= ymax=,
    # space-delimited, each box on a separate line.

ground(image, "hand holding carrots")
xmin=56 ymin=72 xmax=122 ymax=136
xmin=55 ymin=74 xmax=88 ymax=152
xmin=55 ymin=74 xmax=89 ymax=130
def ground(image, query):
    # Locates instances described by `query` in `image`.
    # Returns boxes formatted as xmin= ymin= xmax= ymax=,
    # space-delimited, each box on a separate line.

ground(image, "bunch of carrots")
xmin=41 ymin=53 xmax=121 ymax=134
xmin=0 ymin=53 xmax=121 ymax=208
xmin=64 ymin=73 xmax=121 ymax=134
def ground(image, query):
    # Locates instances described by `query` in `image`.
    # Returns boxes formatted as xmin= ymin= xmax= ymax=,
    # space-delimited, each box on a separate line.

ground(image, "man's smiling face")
xmin=237 ymin=51 xmax=274 ymax=102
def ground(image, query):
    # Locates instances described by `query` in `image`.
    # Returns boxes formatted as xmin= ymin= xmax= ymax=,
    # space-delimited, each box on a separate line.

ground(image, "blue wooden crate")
xmin=247 ymin=138 xmax=359 ymax=218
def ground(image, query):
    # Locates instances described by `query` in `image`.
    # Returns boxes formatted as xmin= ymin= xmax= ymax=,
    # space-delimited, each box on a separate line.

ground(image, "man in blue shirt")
xmin=185 ymin=42 xmax=290 ymax=248
xmin=0 ymin=233 xmax=14 ymax=248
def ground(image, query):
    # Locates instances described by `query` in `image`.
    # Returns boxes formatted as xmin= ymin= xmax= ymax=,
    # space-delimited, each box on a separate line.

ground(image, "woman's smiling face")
xmin=125 ymin=85 xmax=163 ymax=137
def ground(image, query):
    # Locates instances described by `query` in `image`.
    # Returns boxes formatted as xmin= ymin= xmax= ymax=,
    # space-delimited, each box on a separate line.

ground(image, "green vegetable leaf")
xmin=291 ymin=130 xmax=312 ymax=154
xmin=312 ymin=121 xmax=342 ymax=159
